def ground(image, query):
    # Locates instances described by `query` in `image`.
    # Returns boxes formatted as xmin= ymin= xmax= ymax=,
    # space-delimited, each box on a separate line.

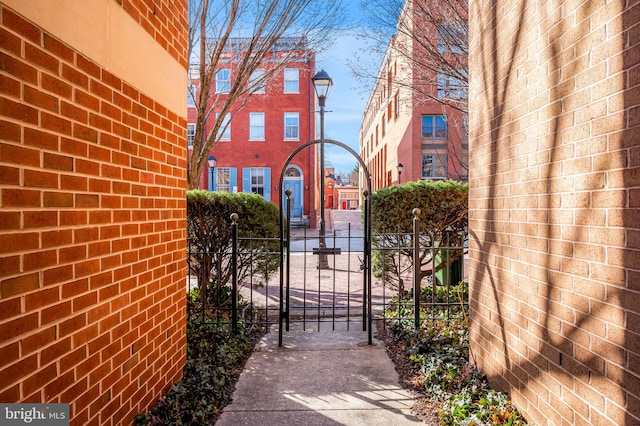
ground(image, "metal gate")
xmin=186 ymin=139 xmax=467 ymax=347
xmin=276 ymin=139 xmax=374 ymax=346
xmin=278 ymin=194 xmax=373 ymax=346
xmin=187 ymin=206 xmax=468 ymax=347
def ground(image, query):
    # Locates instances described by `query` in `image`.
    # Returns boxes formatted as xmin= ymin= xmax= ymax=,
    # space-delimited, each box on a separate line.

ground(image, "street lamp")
xmin=208 ymin=155 xmax=216 ymax=191
xmin=312 ymin=69 xmax=332 ymax=269
xmin=397 ymin=163 xmax=404 ymax=185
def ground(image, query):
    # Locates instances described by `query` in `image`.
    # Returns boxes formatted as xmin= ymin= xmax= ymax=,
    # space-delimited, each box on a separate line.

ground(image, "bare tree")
xmin=354 ymin=0 xmax=469 ymax=178
xmin=355 ymin=0 xmax=467 ymax=112
xmin=187 ymin=0 xmax=347 ymax=189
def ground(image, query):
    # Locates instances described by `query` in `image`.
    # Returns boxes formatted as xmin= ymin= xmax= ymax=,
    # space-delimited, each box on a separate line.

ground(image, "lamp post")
xmin=397 ymin=163 xmax=404 ymax=185
xmin=312 ymin=69 xmax=332 ymax=269
xmin=208 ymin=155 xmax=216 ymax=191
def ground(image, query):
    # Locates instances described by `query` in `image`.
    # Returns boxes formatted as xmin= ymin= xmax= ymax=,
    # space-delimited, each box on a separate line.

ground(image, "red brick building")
xmin=469 ymin=1 xmax=640 ymax=424
xmin=359 ymin=1 xmax=468 ymax=191
xmin=189 ymin=38 xmax=317 ymax=226
xmin=0 ymin=1 xmax=187 ymax=424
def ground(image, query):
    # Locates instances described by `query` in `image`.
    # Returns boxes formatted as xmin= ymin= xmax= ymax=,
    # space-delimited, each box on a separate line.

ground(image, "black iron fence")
xmin=186 ymin=209 xmax=468 ymax=343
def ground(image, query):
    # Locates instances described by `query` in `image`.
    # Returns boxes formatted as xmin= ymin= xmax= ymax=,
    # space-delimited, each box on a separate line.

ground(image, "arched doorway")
xmin=283 ymin=165 xmax=304 ymax=222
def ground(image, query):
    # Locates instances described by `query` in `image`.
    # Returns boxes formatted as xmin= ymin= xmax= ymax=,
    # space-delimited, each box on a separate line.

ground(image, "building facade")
xmin=359 ymin=0 xmax=468 ymax=192
xmin=0 ymin=1 xmax=188 ymax=425
xmin=469 ymin=1 xmax=640 ymax=425
xmin=335 ymin=186 xmax=360 ymax=210
xmin=188 ymin=38 xmax=317 ymax=226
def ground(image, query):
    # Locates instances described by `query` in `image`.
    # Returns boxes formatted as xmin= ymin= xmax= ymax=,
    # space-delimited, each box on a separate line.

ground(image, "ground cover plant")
xmin=379 ymin=284 xmax=529 ymax=425
xmin=135 ymin=315 xmax=264 ymax=425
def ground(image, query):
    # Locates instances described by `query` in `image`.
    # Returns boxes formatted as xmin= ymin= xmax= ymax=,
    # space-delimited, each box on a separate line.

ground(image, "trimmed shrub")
xmin=187 ymin=190 xmax=280 ymax=307
xmin=370 ymin=180 xmax=468 ymax=293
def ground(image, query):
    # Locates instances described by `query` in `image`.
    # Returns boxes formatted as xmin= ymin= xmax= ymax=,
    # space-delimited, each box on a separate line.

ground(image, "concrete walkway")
xmin=216 ymin=321 xmax=423 ymax=425
xmin=218 ymin=210 xmax=423 ymax=425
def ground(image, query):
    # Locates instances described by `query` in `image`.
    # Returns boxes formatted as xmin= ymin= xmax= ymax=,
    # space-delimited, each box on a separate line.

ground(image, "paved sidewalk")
xmin=216 ymin=321 xmax=423 ymax=425
xmin=290 ymin=209 xmax=363 ymax=236
xmin=218 ymin=210 xmax=422 ymax=425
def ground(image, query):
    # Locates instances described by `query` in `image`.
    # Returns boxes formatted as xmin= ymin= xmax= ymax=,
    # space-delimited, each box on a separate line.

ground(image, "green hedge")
xmin=187 ymin=190 xmax=280 ymax=307
xmin=370 ymin=180 xmax=468 ymax=292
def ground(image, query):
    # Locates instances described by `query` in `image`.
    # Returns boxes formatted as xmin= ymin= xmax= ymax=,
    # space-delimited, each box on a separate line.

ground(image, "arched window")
xmin=285 ymin=166 xmax=301 ymax=177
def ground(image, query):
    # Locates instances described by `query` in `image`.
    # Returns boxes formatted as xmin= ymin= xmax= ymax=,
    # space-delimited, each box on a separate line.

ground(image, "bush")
xmin=135 ymin=319 xmax=260 ymax=425
xmin=187 ymin=190 xmax=280 ymax=308
xmin=370 ymin=180 xmax=468 ymax=293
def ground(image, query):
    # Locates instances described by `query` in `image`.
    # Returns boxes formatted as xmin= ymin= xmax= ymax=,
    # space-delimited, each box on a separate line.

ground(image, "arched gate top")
xmin=277 ymin=138 xmax=372 ymax=199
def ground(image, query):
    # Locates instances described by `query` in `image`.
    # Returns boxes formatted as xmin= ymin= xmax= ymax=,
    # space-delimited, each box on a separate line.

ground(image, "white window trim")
xmin=249 ymin=112 xmax=265 ymax=141
xmin=217 ymin=167 xmax=231 ymax=192
xmin=283 ymin=68 xmax=299 ymax=94
xmin=283 ymin=112 xmax=300 ymax=141
xmin=216 ymin=112 xmax=231 ymax=141
xmin=187 ymin=84 xmax=196 ymax=106
xmin=251 ymin=68 xmax=266 ymax=94
xmin=187 ymin=123 xmax=195 ymax=147
xmin=250 ymin=167 xmax=265 ymax=195
xmin=215 ymin=68 xmax=230 ymax=93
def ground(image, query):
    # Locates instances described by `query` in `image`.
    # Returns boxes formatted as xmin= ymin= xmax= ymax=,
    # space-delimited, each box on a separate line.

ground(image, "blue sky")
xmin=313 ymin=17 xmax=383 ymax=176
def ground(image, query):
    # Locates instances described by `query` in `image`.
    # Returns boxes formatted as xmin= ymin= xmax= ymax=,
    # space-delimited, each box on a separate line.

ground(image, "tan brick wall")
xmin=0 ymin=1 xmax=187 ymax=424
xmin=119 ymin=0 xmax=189 ymax=69
xmin=469 ymin=1 xmax=640 ymax=425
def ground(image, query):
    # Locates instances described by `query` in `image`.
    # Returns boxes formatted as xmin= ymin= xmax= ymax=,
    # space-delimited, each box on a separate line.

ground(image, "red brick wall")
xmin=200 ymin=57 xmax=316 ymax=205
xmin=0 ymin=2 xmax=187 ymax=425
xmin=469 ymin=1 xmax=640 ymax=424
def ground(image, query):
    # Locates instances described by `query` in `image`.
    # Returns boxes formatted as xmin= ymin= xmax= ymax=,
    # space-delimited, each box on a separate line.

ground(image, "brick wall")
xmin=468 ymin=1 xmax=640 ymax=425
xmin=0 ymin=1 xmax=187 ymax=424
xmin=118 ymin=0 xmax=189 ymax=69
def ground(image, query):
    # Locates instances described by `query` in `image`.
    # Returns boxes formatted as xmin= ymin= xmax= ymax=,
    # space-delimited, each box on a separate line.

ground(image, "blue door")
xmin=283 ymin=178 xmax=303 ymax=218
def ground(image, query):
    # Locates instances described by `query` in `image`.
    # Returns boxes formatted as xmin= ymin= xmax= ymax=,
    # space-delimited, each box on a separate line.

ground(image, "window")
xmin=284 ymin=68 xmax=299 ymax=93
xmin=394 ymin=92 xmax=399 ymax=119
xmin=461 ymin=113 xmax=469 ymax=139
xmin=421 ymin=115 xmax=447 ymax=139
xmin=249 ymin=112 xmax=265 ymax=140
xmin=242 ymin=167 xmax=271 ymax=200
xmin=216 ymin=112 xmax=231 ymax=140
xmin=437 ymin=22 xmax=467 ymax=54
xmin=215 ymin=69 xmax=230 ymax=93
xmin=437 ymin=72 xmax=467 ymax=99
xmin=250 ymin=68 xmax=266 ymax=94
xmin=216 ymin=168 xmax=231 ymax=192
xmin=250 ymin=168 xmax=265 ymax=196
xmin=285 ymin=166 xmax=301 ymax=177
xmin=212 ymin=167 xmax=238 ymax=192
xmin=284 ymin=112 xmax=299 ymax=140
xmin=422 ymin=154 xmax=447 ymax=178
xmin=461 ymin=153 xmax=469 ymax=180
xmin=187 ymin=85 xmax=196 ymax=106
xmin=187 ymin=123 xmax=195 ymax=147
